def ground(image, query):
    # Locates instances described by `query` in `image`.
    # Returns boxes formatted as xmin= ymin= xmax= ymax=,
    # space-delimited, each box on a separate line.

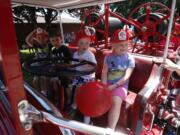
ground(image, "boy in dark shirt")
xmin=50 ymin=33 xmax=72 ymax=59
xmin=49 ymin=31 xmax=72 ymax=105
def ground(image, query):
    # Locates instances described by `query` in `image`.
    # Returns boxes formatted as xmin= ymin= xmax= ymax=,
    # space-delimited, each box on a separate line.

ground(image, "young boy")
xmin=101 ymin=29 xmax=135 ymax=130
xmin=26 ymin=27 xmax=50 ymax=58
xmin=26 ymin=28 xmax=50 ymax=95
xmin=50 ymin=32 xmax=72 ymax=59
xmin=70 ymin=28 xmax=97 ymax=124
xmin=49 ymin=31 xmax=72 ymax=104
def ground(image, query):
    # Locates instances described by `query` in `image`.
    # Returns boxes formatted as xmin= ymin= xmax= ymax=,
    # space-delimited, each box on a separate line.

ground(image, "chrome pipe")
xmin=24 ymin=83 xmax=124 ymax=134
xmin=11 ymin=4 xmax=22 ymax=8
xmin=24 ymin=82 xmax=60 ymax=116
xmin=58 ymin=10 xmax=65 ymax=44
xmin=42 ymin=111 xmax=123 ymax=135
xmin=163 ymin=0 xmax=176 ymax=62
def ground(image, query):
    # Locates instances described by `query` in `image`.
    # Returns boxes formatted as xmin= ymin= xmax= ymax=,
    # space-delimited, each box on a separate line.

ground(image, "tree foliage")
xmin=37 ymin=8 xmax=58 ymax=29
xmin=66 ymin=5 xmax=101 ymax=20
xmin=13 ymin=6 xmax=37 ymax=24
xmin=13 ymin=6 xmax=58 ymax=29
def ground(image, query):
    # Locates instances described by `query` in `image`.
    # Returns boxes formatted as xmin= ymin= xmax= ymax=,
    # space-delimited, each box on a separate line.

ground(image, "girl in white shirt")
xmin=70 ymin=33 xmax=97 ymax=124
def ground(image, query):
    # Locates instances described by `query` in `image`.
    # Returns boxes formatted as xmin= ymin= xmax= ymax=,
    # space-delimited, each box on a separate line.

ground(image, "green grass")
xmin=20 ymin=49 xmax=34 ymax=62
xmin=19 ymin=49 xmax=34 ymax=82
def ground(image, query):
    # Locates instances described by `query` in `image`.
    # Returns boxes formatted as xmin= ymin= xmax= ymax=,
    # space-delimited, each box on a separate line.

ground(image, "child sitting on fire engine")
xmin=49 ymin=30 xmax=72 ymax=105
xmin=26 ymin=27 xmax=50 ymax=95
xmin=69 ymin=26 xmax=97 ymax=124
xmin=101 ymin=28 xmax=135 ymax=130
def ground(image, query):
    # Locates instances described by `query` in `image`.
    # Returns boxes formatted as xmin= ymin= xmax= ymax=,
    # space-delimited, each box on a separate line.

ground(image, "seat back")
xmin=128 ymin=56 xmax=153 ymax=93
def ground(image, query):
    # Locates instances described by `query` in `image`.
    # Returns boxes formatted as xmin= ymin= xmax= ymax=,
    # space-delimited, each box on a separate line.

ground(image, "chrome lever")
xmin=143 ymin=105 xmax=155 ymax=132
xmin=18 ymin=100 xmax=75 ymax=135
xmin=18 ymin=100 xmax=44 ymax=131
xmin=18 ymin=100 xmax=36 ymax=131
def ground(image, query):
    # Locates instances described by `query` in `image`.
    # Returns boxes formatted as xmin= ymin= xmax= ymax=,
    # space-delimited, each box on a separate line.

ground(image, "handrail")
xmin=41 ymin=111 xmax=123 ymax=135
xmin=23 ymin=82 xmax=124 ymax=135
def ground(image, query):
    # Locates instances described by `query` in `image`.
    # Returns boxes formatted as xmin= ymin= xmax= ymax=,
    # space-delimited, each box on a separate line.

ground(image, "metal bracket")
xmin=144 ymin=104 xmax=155 ymax=132
xmin=18 ymin=100 xmax=43 ymax=131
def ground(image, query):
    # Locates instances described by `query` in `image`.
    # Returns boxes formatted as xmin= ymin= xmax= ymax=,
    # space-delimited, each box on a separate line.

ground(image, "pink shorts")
xmin=111 ymin=86 xmax=127 ymax=100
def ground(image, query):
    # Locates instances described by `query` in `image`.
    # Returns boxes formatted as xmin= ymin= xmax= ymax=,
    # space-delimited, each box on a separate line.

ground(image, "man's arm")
xmin=164 ymin=59 xmax=180 ymax=76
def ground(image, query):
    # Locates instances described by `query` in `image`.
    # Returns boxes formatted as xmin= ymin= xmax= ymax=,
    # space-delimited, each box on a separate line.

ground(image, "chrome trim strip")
xmin=24 ymin=82 xmax=57 ymax=115
xmin=162 ymin=0 xmax=176 ymax=61
xmin=42 ymin=111 xmax=124 ymax=135
xmin=139 ymin=67 xmax=162 ymax=99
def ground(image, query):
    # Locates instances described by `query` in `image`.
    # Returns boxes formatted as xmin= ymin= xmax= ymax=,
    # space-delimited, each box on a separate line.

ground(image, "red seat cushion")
xmin=128 ymin=56 xmax=153 ymax=93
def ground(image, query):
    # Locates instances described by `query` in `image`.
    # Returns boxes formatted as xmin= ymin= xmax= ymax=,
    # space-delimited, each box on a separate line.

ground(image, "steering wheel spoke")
xmin=145 ymin=3 xmax=151 ymax=24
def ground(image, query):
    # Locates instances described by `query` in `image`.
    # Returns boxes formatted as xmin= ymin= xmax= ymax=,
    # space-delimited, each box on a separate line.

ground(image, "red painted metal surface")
xmin=83 ymin=2 xmax=177 ymax=56
xmin=140 ymin=125 xmax=164 ymax=135
xmin=0 ymin=0 xmax=33 ymax=134
xmin=104 ymin=4 xmax=109 ymax=49
xmin=0 ymin=100 xmax=17 ymax=135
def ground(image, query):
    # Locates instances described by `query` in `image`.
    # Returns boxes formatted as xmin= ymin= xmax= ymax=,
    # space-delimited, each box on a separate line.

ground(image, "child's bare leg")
xmin=33 ymin=76 xmax=40 ymax=91
xmin=40 ymin=76 xmax=49 ymax=96
xmin=50 ymin=78 xmax=59 ymax=103
xmin=66 ymin=84 xmax=73 ymax=105
xmin=71 ymin=86 xmax=80 ymax=109
xmin=108 ymin=96 xmax=122 ymax=130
